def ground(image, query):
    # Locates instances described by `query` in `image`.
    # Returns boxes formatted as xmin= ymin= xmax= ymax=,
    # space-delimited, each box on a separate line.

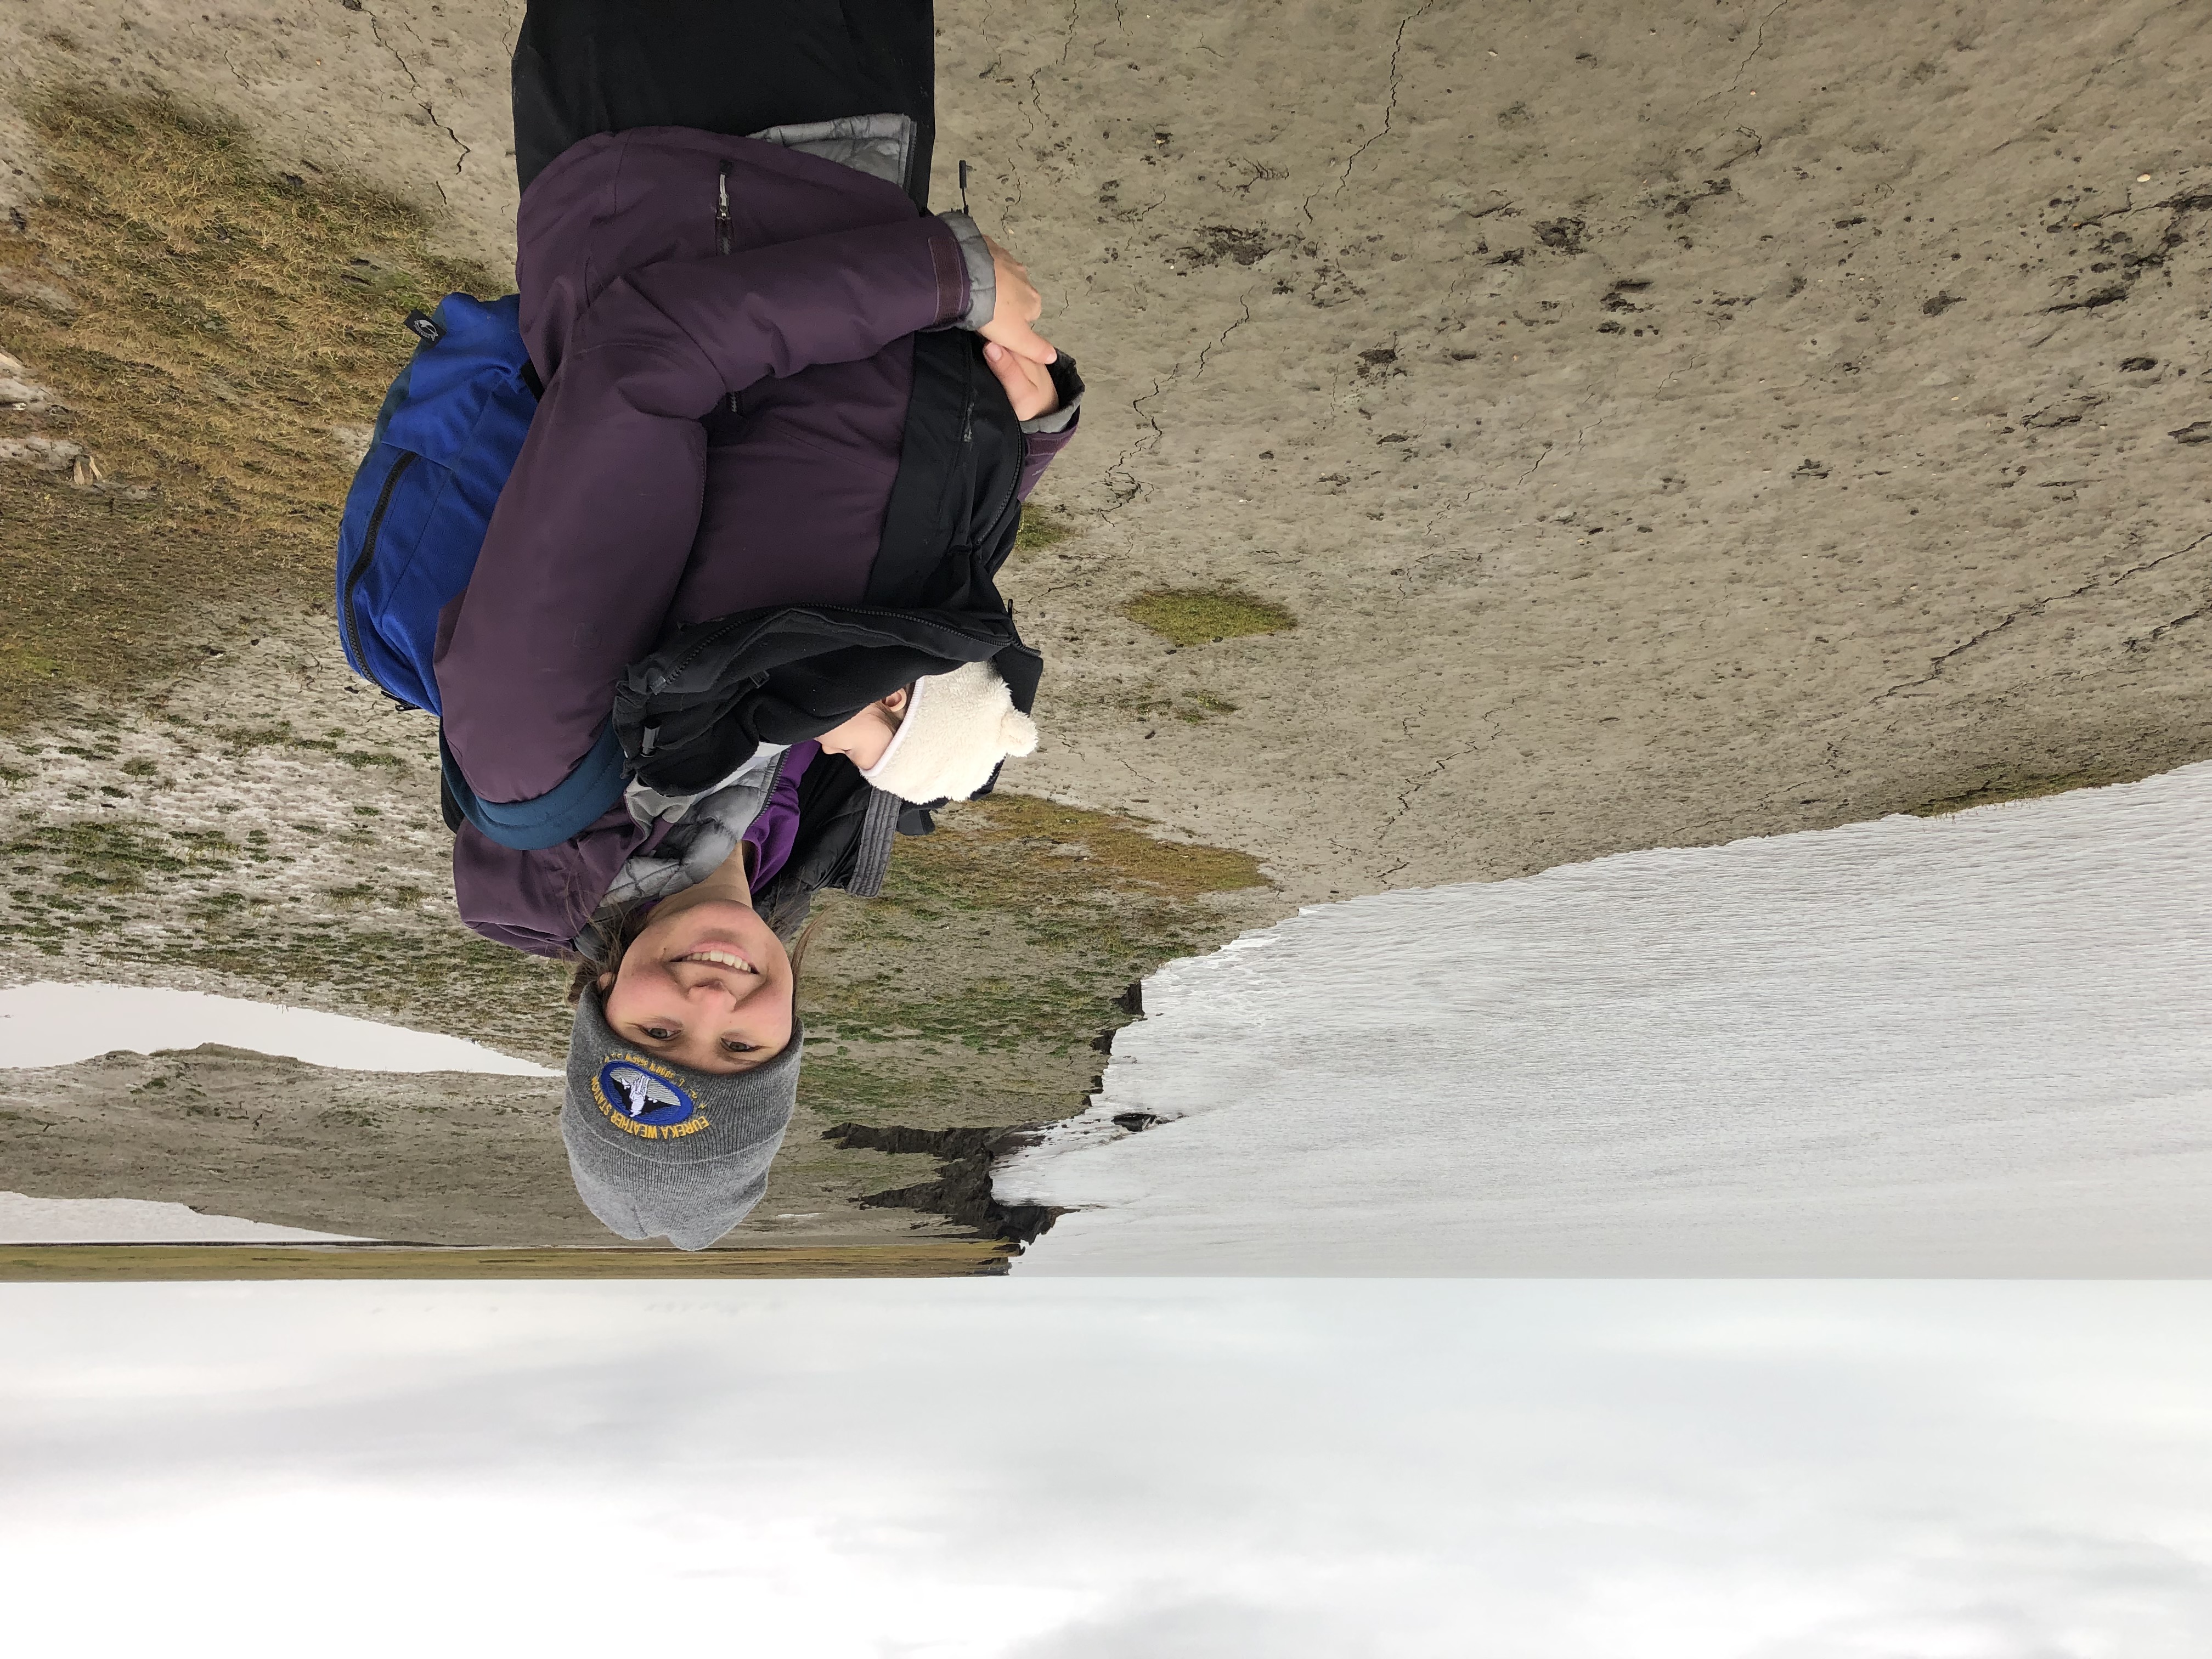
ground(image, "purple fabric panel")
xmin=452 ymin=806 xmax=667 ymax=959
xmin=672 ymin=354 xmax=907 ymax=624
xmin=514 ymin=129 xmax=957 ymax=377
xmin=437 ymin=218 xmax=960 ymax=803
xmin=743 ymin=741 xmax=818 ymax=889
xmin=1017 ymin=410 xmax=1082 ymax=503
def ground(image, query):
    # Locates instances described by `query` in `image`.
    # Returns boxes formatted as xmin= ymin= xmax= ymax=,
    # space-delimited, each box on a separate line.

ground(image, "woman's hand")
xmin=984 ymin=338 xmax=1060 ymax=420
xmin=979 ymin=233 xmax=1058 ymax=366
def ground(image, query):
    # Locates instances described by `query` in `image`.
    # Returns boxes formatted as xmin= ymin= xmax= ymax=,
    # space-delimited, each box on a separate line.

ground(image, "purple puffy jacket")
xmin=433 ymin=126 xmax=1079 ymax=954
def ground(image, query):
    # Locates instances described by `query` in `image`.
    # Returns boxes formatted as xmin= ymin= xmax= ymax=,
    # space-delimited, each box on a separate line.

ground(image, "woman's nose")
xmin=684 ymin=974 xmax=742 ymax=1009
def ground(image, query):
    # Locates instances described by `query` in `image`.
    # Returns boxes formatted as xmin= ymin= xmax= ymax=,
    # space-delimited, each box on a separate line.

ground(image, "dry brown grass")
xmin=791 ymin=790 xmax=1273 ymax=1121
xmin=0 ymin=89 xmax=496 ymax=726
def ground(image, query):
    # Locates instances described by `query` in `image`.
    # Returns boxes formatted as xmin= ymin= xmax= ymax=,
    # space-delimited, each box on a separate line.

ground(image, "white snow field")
xmin=0 ymin=981 xmax=557 ymax=1074
xmin=1000 ymin=762 xmax=2212 ymax=1275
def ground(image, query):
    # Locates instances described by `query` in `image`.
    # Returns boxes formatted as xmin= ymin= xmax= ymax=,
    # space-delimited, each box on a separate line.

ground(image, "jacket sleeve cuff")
xmin=938 ymin=211 xmax=995 ymax=331
xmin=1020 ymin=352 xmax=1085 ymax=434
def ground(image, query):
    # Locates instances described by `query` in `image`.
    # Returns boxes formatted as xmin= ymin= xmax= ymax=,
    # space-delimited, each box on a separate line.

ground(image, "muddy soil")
xmin=4 ymin=1 xmax=2209 ymax=1247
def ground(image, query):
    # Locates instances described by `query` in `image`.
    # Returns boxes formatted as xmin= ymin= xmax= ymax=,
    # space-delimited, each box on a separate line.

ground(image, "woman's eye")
xmin=721 ymin=1039 xmax=759 ymax=1054
xmin=644 ymin=1026 xmax=676 ymax=1041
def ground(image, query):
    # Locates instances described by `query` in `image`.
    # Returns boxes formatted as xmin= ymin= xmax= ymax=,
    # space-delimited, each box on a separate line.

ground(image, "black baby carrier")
xmin=608 ymin=330 xmax=1049 ymax=802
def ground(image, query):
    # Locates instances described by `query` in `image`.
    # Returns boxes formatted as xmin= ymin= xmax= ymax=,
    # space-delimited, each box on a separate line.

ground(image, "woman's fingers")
xmin=984 ymin=339 xmax=1059 ymax=421
xmin=983 ymin=312 xmax=1059 ymax=365
xmin=982 ymin=233 xmax=1057 ymax=363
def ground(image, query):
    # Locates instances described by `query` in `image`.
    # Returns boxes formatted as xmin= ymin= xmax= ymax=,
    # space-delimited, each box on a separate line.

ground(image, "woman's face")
xmin=600 ymin=891 xmax=794 ymax=1074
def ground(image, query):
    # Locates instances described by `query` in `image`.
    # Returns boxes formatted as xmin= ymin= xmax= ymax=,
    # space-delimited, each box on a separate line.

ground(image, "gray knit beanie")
xmin=561 ymin=984 xmax=802 ymax=1251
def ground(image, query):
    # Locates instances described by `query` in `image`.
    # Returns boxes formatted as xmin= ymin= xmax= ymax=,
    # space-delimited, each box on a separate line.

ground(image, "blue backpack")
xmin=335 ymin=294 xmax=539 ymax=713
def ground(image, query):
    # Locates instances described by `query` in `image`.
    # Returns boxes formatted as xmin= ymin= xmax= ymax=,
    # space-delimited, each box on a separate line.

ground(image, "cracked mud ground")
xmin=4 ymin=2 xmax=2210 ymax=1251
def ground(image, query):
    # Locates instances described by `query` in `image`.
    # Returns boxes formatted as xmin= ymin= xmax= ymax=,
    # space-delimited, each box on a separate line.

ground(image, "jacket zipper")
xmin=718 ymin=163 xmax=738 ymax=415
xmin=340 ymin=449 xmax=419 ymax=699
xmin=976 ymin=431 xmax=1023 ymax=554
xmin=957 ymin=357 xmax=980 ymax=539
xmin=962 ymin=354 xmax=1024 ymax=551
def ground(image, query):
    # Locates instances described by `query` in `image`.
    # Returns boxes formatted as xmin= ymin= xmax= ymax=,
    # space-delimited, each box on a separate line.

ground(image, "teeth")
xmin=680 ymin=950 xmax=754 ymax=971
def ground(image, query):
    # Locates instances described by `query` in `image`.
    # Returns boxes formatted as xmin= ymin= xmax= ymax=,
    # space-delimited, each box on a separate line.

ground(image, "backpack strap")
xmin=438 ymin=720 xmax=627 ymax=850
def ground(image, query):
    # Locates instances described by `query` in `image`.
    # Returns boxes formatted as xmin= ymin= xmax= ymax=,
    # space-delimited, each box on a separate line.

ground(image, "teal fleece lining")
xmin=441 ymin=720 xmax=627 ymax=850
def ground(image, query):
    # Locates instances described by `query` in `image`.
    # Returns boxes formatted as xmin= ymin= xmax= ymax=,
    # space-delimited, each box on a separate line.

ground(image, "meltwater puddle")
xmin=1000 ymin=762 xmax=2212 ymax=1276
xmin=0 ymin=982 xmax=557 ymax=1074
xmin=0 ymin=1191 xmax=368 ymax=1244
xmin=0 ymin=983 xmax=554 ymax=1243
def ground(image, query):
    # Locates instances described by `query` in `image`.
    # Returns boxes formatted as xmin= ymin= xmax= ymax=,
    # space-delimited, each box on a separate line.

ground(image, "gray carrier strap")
xmin=746 ymin=113 xmax=916 ymax=193
xmin=623 ymin=737 xmax=791 ymax=828
xmin=845 ymin=783 xmax=901 ymax=900
xmin=600 ymin=745 xmax=787 ymax=913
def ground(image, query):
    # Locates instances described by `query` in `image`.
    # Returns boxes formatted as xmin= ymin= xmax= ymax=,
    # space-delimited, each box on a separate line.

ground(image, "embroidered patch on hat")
xmin=592 ymin=1056 xmax=710 ymax=1140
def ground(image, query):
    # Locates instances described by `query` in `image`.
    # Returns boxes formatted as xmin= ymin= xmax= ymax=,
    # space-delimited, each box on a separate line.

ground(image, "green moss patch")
xmin=1013 ymin=506 xmax=1080 ymax=556
xmin=5 ymin=820 xmax=239 ymax=891
xmin=1120 ymin=586 xmax=1297 ymax=647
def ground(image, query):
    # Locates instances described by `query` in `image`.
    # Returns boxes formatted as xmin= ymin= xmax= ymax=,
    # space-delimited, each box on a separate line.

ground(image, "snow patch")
xmin=0 ymin=346 xmax=60 ymax=411
xmin=329 ymin=424 xmax=374 ymax=468
xmin=1002 ymin=762 xmax=2212 ymax=1276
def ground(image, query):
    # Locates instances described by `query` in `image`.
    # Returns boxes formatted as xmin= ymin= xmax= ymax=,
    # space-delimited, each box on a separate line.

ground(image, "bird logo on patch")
xmin=596 ymin=1060 xmax=696 ymax=1128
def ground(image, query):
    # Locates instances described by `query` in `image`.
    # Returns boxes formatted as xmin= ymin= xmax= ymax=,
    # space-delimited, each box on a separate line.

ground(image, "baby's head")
xmin=815 ymin=684 xmax=910 ymax=772
xmin=818 ymin=662 xmax=1038 ymax=805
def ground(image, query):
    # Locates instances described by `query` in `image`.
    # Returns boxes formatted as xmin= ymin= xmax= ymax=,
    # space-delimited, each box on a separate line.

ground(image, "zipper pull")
xmin=719 ymin=163 xmax=736 ymax=412
xmin=958 ymin=160 xmax=970 ymax=216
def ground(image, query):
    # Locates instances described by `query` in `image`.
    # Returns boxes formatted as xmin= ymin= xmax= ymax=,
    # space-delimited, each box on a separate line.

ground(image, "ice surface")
xmin=1001 ymin=763 xmax=2212 ymax=1274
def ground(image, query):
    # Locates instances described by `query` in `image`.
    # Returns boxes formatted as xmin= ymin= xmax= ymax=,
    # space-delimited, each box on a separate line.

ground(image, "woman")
xmin=437 ymin=0 xmax=1082 ymax=1251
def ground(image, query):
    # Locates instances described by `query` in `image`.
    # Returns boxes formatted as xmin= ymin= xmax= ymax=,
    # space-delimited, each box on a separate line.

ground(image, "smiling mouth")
xmin=673 ymin=948 xmax=758 ymax=973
